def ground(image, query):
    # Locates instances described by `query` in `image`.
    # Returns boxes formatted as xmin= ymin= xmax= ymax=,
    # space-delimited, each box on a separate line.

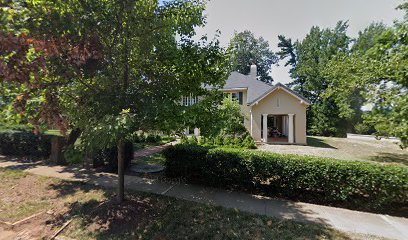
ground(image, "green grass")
xmin=0 ymin=168 xmax=29 ymax=179
xmin=0 ymin=168 xmax=364 ymax=240
xmin=0 ymin=200 xmax=50 ymax=221
xmin=62 ymin=191 xmax=354 ymax=240
xmin=43 ymin=129 xmax=64 ymax=136
xmin=137 ymin=152 xmax=166 ymax=165
xmin=0 ymin=168 xmax=49 ymax=222
xmin=133 ymin=142 xmax=158 ymax=151
xmin=133 ymin=135 xmax=176 ymax=151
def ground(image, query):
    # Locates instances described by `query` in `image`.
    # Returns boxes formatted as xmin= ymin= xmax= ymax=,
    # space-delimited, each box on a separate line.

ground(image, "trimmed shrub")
xmin=0 ymin=130 xmax=51 ymax=157
xmin=145 ymin=134 xmax=161 ymax=143
xmin=163 ymin=145 xmax=408 ymax=210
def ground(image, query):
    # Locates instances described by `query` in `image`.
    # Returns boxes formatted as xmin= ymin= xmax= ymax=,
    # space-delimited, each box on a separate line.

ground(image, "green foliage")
xmin=228 ymin=30 xmax=278 ymax=83
xmin=92 ymin=141 xmax=134 ymax=172
xmin=145 ymin=134 xmax=161 ymax=143
xmin=63 ymin=145 xmax=84 ymax=165
xmin=198 ymin=136 xmax=207 ymax=145
xmin=164 ymin=145 xmax=408 ymax=210
xmin=1 ymin=0 xmax=229 ymax=153
xmin=354 ymin=122 xmax=375 ymax=135
xmin=233 ymin=135 xmax=243 ymax=146
xmin=196 ymin=133 xmax=255 ymax=149
xmin=189 ymin=135 xmax=198 ymax=145
xmin=180 ymin=134 xmax=189 ymax=144
xmin=0 ymin=130 xmax=51 ymax=157
xmin=223 ymin=135 xmax=234 ymax=146
xmin=218 ymin=97 xmax=247 ymax=135
xmin=214 ymin=135 xmax=224 ymax=146
xmin=242 ymin=135 xmax=257 ymax=149
xmin=278 ymin=21 xmax=353 ymax=137
xmin=324 ymin=8 xmax=408 ymax=147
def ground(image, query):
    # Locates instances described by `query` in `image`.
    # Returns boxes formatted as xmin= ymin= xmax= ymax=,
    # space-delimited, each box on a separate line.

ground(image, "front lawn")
xmin=0 ymin=168 xmax=372 ymax=240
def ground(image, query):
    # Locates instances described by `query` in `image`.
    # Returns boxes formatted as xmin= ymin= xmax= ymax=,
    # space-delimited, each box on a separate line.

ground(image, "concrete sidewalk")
xmin=0 ymin=158 xmax=407 ymax=240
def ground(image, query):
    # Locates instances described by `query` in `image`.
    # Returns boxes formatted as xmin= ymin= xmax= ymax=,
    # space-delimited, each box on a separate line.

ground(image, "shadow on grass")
xmin=368 ymin=152 xmax=408 ymax=166
xmin=0 ymin=157 xmax=355 ymax=239
xmin=49 ymin=186 xmax=348 ymax=240
xmin=307 ymin=137 xmax=337 ymax=149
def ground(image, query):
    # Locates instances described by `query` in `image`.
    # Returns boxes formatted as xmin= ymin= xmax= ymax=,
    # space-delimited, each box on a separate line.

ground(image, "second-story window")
xmin=231 ymin=92 xmax=243 ymax=105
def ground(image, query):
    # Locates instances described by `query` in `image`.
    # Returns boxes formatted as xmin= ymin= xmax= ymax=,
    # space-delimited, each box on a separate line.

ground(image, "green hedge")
xmin=0 ymin=130 xmax=52 ymax=157
xmin=163 ymin=144 xmax=408 ymax=210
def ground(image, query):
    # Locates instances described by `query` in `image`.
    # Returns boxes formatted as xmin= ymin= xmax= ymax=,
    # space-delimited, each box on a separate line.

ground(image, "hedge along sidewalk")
xmin=0 ymin=158 xmax=407 ymax=239
xmin=163 ymin=145 xmax=408 ymax=213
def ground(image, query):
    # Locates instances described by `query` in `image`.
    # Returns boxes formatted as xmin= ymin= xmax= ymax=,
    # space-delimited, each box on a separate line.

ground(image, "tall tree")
xmin=325 ymin=5 xmax=408 ymax=148
xmin=1 ymin=0 xmax=229 ymax=202
xmin=324 ymin=23 xmax=389 ymax=132
xmin=228 ymin=30 xmax=278 ymax=83
xmin=277 ymin=21 xmax=351 ymax=136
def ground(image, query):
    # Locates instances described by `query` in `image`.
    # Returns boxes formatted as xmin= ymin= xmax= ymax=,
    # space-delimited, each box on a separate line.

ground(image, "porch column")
xmin=262 ymin=114 xmax=268 ymax=143
xmin=288 ymin=114 xmax=294 ymax=143
xmin=250 ymin=110 xmax=253 ymax=137
xmin=194 ymin=128 xmax=200 ymax=136
xmin=282 ymin=116 xmax=286 ymax=135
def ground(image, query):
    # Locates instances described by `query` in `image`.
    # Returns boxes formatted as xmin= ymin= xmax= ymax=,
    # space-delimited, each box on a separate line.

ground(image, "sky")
xmin=191 ymin=0 xmax=405 ymax=84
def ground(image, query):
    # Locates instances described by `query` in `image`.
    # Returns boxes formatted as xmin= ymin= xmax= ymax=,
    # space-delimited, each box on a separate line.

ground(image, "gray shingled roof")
xmin=221 ymin=71 xmax=310 ymax=106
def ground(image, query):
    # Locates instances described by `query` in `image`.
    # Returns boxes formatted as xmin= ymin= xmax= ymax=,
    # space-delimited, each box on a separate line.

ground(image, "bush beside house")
xmin=163 ymin=144 xmax=408 ymax=211
xmin=182 ymin=134 xmax=256 ymax=149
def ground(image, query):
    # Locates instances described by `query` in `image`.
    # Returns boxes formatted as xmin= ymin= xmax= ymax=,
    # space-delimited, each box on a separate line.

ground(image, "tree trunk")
xmin=117 ymin=139 xmax=125 ymax=203
xmin=49 ymin=136 xmax=66 ymax=165
xmin=66 ymin=128 xmax=81 ymax=146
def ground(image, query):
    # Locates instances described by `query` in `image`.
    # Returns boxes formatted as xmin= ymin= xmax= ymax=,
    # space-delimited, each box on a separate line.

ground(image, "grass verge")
xmin=0 ymin=167 xmax=372 ymax=240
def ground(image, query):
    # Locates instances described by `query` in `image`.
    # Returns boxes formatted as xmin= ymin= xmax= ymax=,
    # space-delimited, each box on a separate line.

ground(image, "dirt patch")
xmin=0 ymin=171 xmax=62 ymax=222
xmin=0 ymin=169 xmax=106 ymax=239
xmin=1 ymin=212 xmax=59 ymax=240
xmin=63 ymin=196 xmax=156 ymax=239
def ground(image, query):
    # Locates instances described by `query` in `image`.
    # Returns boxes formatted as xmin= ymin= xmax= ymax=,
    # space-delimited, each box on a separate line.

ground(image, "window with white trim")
xmin=231 ymin=92 xmax=243 ymax=105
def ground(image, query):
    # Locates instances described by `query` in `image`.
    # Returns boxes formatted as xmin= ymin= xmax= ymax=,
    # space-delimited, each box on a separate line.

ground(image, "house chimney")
xmin=250 ymin=63 xmax=257 ymax=79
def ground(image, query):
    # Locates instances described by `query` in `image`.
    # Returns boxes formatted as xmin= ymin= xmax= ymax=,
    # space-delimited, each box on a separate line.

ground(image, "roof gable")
xmin=249 ymin=82 xmax=310 ymax=106
xmin=222 ymin=72 xmax=310 ymax=106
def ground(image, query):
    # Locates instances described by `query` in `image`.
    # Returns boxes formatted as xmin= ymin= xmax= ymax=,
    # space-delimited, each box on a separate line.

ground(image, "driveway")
xmin=258 ymin=135 xmax=408 ymax=166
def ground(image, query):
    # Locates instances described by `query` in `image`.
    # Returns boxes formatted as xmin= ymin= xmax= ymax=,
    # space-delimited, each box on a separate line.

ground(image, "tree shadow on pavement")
xmin=307 ymin=137 xmax=337 ymax=149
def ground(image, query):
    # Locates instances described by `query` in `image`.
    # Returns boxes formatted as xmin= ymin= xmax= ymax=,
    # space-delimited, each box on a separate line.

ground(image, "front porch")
xmin=260 ymin=114 xmax=295 ymax=144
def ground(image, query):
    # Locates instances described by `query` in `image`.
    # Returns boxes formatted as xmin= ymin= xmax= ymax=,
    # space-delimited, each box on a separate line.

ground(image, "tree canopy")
xmin=277 ymin=21 xmax=351 ymax=136
xmin=228 ymin=30 xmax=278 ymax=83
xmin=0 ymin=0 xmax=230 ymax=200
xmin=278 ymin=5 xmax=408 ymax=148
xmin=325 ymin=5 xmax=408 ymax=148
